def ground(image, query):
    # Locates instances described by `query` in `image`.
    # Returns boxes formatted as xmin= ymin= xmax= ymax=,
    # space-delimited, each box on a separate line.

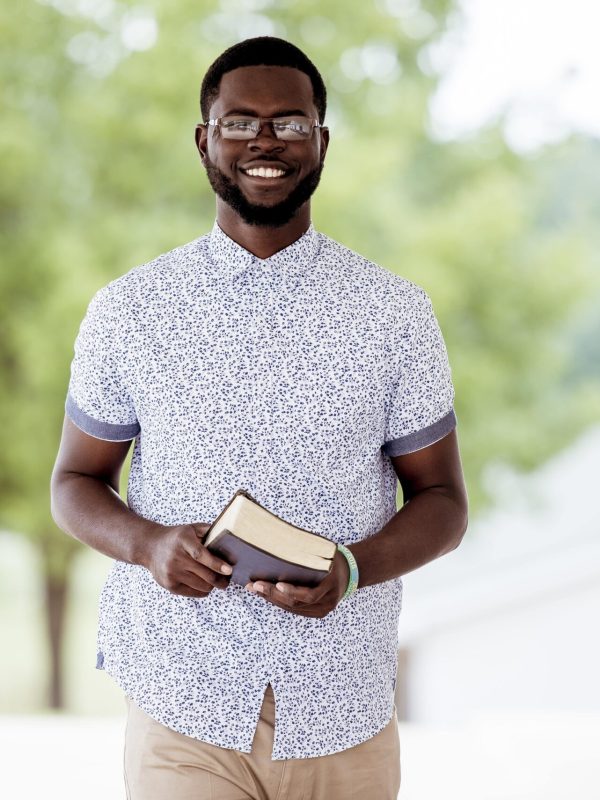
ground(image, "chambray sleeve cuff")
xmin=382 ymin=408 xmax=456 ymax=457
xmin=66 ymin=392 xmax=140 ymax=442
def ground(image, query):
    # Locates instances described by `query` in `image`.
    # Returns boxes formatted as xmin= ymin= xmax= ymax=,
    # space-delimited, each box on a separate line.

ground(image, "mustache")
xmin=204 ymin=156 xmax=324 ymax=229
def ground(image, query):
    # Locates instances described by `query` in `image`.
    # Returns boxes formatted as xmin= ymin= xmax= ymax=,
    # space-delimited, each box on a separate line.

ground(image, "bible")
xmin=203 ymin=489 xmax=337 ymax=588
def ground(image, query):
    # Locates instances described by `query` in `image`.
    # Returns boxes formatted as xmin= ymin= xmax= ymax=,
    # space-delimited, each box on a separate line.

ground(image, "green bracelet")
xmin=337 ymin=544 xmax=359 ymax=601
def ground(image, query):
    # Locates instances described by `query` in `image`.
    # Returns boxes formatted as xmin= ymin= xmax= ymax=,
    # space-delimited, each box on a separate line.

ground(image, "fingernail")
xmin=276 ymin=583 xmax=286 ymax=592
xmin=221 ymin=565 xmax=232 ymax=574
xmin=254 ymin=582 xmax=265 ymax=593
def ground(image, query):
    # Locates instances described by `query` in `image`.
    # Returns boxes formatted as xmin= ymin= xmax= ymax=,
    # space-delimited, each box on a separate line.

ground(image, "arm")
xmin=50 ymin=416 xmax=233 ymax=597
xmin=348 ymin=428 xmax=468 ymax=588
xmin=246 ymin=428 xmax=468 ymax=615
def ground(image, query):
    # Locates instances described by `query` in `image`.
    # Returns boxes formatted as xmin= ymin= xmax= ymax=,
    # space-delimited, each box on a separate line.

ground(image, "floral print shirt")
xmin=65 ymin=221 xmax=456 ymax=759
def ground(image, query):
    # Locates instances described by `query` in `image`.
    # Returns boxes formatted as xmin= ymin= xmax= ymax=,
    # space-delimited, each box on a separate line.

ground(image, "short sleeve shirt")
xmin=66 ymin=222 xmax=456 ymax=759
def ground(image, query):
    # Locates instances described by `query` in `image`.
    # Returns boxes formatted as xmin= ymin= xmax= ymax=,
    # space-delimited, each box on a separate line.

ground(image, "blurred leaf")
xmin=1 ymin=1 xmax=600 ymax=707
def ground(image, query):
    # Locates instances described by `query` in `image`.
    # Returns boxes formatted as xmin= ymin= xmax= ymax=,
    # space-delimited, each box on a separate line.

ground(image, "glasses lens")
xmin=217 ymin=117 xmax=315 ymax=140
xmin=273 ymin=117 xmax=313 ymax=140
xmin=219 ymin=118 xmax=259 ymax=139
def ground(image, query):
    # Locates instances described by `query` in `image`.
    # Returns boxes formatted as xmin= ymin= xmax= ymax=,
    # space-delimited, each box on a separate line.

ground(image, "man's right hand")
xmin=51 ymin=417 xmax=233 ymax=599
xmin=143 ymin=523 xmax=233 ymax=598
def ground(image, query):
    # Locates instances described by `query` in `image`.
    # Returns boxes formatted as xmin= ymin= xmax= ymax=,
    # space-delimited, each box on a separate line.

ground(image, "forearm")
xmin=50 ymin=472 xmax=166 ymax=566
xmin=348 ymin=487 xmax=468 ymax=588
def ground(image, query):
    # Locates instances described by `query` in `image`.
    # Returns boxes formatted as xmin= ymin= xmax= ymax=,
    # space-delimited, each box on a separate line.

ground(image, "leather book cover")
xmin=207 ymin=530 xmax=332 ymax=588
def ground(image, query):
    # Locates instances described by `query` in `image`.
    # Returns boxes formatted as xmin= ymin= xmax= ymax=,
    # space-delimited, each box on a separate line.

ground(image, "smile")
xmin=242 ymin=167 xmax=288 ymax=179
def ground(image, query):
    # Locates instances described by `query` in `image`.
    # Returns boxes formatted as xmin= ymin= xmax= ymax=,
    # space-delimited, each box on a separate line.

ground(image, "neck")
xmin=215 ymin=200 xmax=311 ymax=260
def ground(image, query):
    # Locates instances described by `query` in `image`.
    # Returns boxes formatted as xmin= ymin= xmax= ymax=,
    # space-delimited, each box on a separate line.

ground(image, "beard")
xmin=204 ymin=155 xmax=324 ymax=228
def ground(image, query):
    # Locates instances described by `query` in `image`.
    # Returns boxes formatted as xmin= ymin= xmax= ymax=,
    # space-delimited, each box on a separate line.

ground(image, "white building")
xmin=395 ymin=425 xmax=600 ymax=724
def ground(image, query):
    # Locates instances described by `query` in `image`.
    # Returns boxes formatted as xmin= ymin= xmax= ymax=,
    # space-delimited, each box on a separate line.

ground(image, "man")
xmin=51 ymin=36 xmax=467 ymax=800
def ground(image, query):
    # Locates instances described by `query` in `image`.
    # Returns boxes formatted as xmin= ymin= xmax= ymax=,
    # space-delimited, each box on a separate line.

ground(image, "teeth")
xmin=245 ymin=167 xmax=286 ymax=178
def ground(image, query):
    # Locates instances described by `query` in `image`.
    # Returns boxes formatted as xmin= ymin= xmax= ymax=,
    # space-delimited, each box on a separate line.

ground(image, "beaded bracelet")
xmin=337 ymin=544 xmax=359 ymax=602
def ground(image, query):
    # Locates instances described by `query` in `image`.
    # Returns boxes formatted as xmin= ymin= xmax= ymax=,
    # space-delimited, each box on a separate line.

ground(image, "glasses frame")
xmin=204 ymin=116 xmax=324 ymax=141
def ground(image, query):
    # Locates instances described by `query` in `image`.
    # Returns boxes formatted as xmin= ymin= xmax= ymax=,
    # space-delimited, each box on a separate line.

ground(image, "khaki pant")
xmin=124 ymin=685 xmax=401 ymax=799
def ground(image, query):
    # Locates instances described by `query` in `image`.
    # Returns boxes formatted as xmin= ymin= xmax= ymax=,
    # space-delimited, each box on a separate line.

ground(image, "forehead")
xmin=210 ymin=65 xmax=316 ymax=117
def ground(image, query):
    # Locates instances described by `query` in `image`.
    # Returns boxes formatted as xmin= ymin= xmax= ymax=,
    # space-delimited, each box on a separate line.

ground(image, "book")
xmin=203 ymin=489 xmax=337 ymax=588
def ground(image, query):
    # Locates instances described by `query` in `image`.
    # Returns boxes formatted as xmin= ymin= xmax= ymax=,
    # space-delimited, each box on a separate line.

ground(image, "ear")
xmin=195 ymin=124 xmax=208 ymax=163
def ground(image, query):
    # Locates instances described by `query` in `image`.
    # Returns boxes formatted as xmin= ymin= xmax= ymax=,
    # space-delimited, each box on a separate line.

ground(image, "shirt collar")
xmin=208 ymin=220 xmax=320 ymax=279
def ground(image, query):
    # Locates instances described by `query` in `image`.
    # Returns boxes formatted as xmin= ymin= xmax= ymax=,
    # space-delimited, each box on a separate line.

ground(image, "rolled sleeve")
xmin=383 ymin=287 xmax=456 ymax=457
xmin=66 ymin=285 xmax=140 ymax=442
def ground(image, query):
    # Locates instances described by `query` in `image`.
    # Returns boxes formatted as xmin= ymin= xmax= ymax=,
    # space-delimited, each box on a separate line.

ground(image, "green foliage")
xmin=2 ymin=0 xmax=599 ymax=562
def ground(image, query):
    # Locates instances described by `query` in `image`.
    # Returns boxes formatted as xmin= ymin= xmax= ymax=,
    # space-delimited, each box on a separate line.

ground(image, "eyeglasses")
xmin=205 ymin=116 xmax=324 ymax=141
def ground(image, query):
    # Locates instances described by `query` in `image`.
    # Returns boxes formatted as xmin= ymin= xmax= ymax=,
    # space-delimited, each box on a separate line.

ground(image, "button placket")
xmin=253 ymin=267 xmax=279 ymax=487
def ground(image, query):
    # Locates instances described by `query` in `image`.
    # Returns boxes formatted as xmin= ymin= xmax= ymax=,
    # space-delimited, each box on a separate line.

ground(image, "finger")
xmin=247 ymin=582 xmax=328 ymax=617
xmin=169 ymin=583 xmax=211 ymax=598
xmin=190 ymin=522 xmax=210 ymax=541
xmin=183 ymin=563 xmax=231 ymax=591
xmin=273 ymin=582 xmax=321 ymax=605
xmin=275 ymin=581 xmax=331 ymax=605
xmin=251 ymin=582 xmax=312 ymax=608
xmin=251 ymin=581 xmax=298 ymax=610
xmin=184 ymin=540 xmax=233 ymax=577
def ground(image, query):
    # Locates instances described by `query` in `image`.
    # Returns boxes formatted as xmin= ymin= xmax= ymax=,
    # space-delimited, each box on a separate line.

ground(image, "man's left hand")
xmin=245 ymin=548 xmax=351 ymax=618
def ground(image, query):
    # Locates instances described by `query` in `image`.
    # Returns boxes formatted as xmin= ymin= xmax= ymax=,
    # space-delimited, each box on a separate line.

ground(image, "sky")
xmin=429 ymin=0 xmax=600 ymax=152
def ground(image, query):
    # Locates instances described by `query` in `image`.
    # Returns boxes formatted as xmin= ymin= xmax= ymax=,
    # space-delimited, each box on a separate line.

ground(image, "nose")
xmin=248 ymin=121 xmax=285 ymax=153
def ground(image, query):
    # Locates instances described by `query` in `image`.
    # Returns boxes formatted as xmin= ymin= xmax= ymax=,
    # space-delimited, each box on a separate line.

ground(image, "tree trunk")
xmin=44 ymin=571 xmax=70 ymax=709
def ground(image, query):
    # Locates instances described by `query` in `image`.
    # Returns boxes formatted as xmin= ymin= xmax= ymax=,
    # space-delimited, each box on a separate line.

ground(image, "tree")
xmin=1 ymin=0 xmax=598 ymax=708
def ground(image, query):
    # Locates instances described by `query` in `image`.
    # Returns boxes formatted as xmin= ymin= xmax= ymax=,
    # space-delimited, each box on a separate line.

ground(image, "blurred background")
xmin=1 ymin=0 xmax=599 ymax=797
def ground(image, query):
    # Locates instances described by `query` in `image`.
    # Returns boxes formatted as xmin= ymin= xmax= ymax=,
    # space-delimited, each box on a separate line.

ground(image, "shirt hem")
xmin=270 ymin=704 xmax=397 ymax=760
xmin=66 ymin=393 xmax=140 ymax=442
xmin=100 ymin=652 xmax=397 ymax=760
xmin=383 ymin=407 xmax=456 ymax=457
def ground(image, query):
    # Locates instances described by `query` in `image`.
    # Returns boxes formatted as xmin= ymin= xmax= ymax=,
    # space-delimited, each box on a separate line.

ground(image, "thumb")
xmin=190 ymin=522 xmax=210 ymax=541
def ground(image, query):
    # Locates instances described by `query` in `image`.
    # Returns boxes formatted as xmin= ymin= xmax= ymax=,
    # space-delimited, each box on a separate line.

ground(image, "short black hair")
xmin=200 ymin=36 xmax=327 ymax=124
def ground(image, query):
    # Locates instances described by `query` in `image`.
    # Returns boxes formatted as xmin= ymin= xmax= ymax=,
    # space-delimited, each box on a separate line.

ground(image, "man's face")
xmin=196 ymin=65 xmax=329 ymax=228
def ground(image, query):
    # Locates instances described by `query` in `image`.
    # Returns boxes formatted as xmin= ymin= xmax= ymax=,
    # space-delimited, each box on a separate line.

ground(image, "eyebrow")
xmin=221 ymin=108 xmax=311 ymax=118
